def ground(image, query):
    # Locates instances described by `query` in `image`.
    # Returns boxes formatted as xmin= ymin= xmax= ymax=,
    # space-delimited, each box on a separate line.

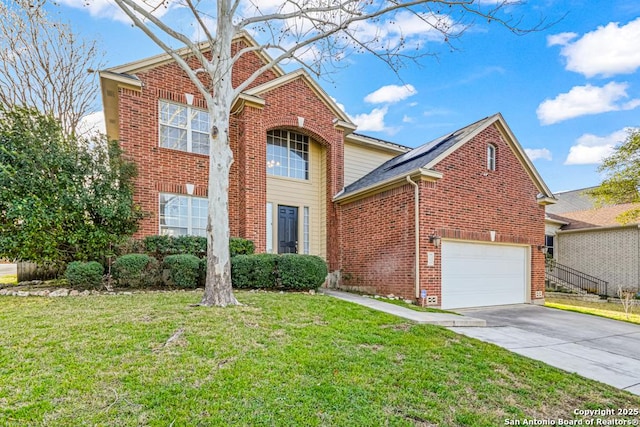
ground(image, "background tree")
xmin=109 ymin=0 xmax=546 ymax=306
xmin=588 ymin=129 xmax=640 ymax=224
xmin=0 ymin=0 xmax=104 ymax=135
xmin=0 ymin=107 xmax=143 ymax=268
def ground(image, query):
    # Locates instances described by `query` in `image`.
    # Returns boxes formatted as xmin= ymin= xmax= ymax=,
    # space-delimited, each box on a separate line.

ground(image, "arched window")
xmin=266 ymin=130 xmax=309 ymax=179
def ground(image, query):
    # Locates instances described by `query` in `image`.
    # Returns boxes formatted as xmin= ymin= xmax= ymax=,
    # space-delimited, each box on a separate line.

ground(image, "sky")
xmin=46 ymin=0 xmax=640 ymax=193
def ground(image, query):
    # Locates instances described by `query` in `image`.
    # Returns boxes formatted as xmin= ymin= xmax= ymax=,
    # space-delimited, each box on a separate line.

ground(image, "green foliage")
xmin=588 ymin=129 xmax=640 ymax=224
xmin=163 ymin=254 xmax=201 ymax=288
xmin=64 ymin=261 xmax=104 ymax=289
xmin=229 ymin=237 xmax=255 ymax=257
xmin=277 ymin=254 xmax=328 ymax=290
xmin=111 ymin=254 xmax=160 ymax=288
xmin=0 ymin=107 xmax=143 ymax=267
xmin=231 ymin=254 xmax=277 ymax=289
xmin=231 ymin=254 xmax=327 ymax=290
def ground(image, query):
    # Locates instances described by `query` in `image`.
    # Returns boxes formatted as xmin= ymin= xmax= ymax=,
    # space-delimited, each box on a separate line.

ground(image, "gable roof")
xmin=105 ymin=31 xmax=284 ymax=76
xmin=335 ymin=113 xmax=554 ymax=203
xmin=242 ymin=68 xmax=354 ymax=126
xmin=546 ymin=187 xmax=598 ymax=214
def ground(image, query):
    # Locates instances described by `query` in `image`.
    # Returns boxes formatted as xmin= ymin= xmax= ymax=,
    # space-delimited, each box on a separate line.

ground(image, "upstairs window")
xmin=159 ymin=100 xmax=209 ymax=155
xmin=267 ymin=130 xmax=309 ymax=180
xmin=487 ymin=144 xmax=496 ymax=171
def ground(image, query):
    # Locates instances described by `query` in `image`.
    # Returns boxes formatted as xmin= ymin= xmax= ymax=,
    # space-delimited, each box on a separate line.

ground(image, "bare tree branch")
xmin=0 ymin=0 xmax=104 ymax=135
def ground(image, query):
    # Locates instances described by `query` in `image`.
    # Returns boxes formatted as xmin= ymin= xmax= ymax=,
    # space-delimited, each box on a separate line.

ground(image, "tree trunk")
xmin=200 ymin=17 xmax=239 ymax=307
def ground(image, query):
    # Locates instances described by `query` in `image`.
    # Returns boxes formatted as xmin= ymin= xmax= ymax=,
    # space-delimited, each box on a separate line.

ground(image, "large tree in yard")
xmin=589 ymin=129 xmax=640 ymax=224
xmin=108 ymin=0 xmax=546 ymax=306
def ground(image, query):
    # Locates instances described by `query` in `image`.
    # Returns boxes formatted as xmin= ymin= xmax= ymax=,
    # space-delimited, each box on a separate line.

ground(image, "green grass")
xmin=0 ymin=274 xmax=17 ymax=285
xmin=546 ymin=297 xmax=640 ymax=324
xmin=1 ymin=291 xmax=638 ymax=426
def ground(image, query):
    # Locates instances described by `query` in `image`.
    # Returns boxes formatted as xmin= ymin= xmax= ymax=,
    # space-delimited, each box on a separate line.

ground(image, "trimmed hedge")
xmin=141 ymin=235 xmax=254 ymax=260
xmin=65 ymin=261 xmax=104 ymax=289
xmin=112 ymin=254 xmax=159 ymax=288
xmin=163 ymin=254 xmax=201 ymax=288
xmin=229 ymin=237 xmax=255 ymax=257
xmin=278 ymin=254 xmax=328 ymax=290
xmin=231 ymin=254 xmax=326 ymax=290
xmin=231 ymin=254 xmax=277 ymax=289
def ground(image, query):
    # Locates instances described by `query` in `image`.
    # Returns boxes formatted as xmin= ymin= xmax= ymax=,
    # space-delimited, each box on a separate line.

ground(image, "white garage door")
xmin=441 ymin=241 xmax=528 ymax=309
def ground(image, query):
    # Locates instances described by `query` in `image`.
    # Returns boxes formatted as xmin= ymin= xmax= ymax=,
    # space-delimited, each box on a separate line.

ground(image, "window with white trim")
xmin=266 ymin=130 xmax=309 ymax=179
xmin=159 ymin=100 xmax=209 ymax=155
xmin=303 ymin=206 xmax=310 ymax=254
xmin=266 ymin=202 xmax=274 ymax=253
xmin=159 ymin=193 xmax=208 ymax=236
xmin=487 ymin=144 xmax=496 ymax=171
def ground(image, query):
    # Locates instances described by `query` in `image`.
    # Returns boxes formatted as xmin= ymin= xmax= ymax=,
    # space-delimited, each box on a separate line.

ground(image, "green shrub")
xmin=230 ymin=254 xmax=327 ymax=290
xmin=111 ymin=254 xmax=159 ymax=288
xmin=198 ymin=257 xmax=207 ymax=288
xmin=172 ymin=236 xmax=207 ymax=257
xmin=142 ymin=235 xmax=175 ymax=258
xmin=277 ymin=254 xmax=328 ymax=290
xmin=163 ymin=254 xmax=201 ymax=288
xmin=230 ymin=238 xmax=255 ymax=257
xmin=231 ymin=254 xmax=277 ymax=289
xmin=64 ymin=261 xmax=104 ymax=289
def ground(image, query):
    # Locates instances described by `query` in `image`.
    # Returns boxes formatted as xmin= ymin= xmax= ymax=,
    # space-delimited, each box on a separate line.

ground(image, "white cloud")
xmin=330 ymin=96 xmax=346 ymax=113
xmin=536 ymin=82 xmax=640 ymax=125
xmin=550 ymin=18 xmax=640 ymax=77
xmin=351 ymin=107 xmax=388 ymax=132
xmin=402 ymin=115 xmax=414 ymax=123
xmin=56 ymin=0 xmax=174 ymax=23
xmin=364 ymin=84 xmax=417 ymax=104
xmin=546 ymin=32 xmax=577 ymax=47
xmin=564 ymin=128 xmax=633 ymax=165
xmin=78 ymin=111 xmax=106 ymax=137
xmin=525 ymin=148 xmax=552 ymax=162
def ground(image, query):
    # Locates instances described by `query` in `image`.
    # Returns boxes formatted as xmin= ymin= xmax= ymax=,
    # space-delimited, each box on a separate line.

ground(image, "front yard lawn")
xmin=1 ymin=291 xmax=638 ymax=426
xmin=546 ymin=297 xmax=640 ymax=325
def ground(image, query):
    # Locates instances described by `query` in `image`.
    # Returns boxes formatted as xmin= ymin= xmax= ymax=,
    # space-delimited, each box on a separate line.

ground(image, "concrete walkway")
xmin=321 ymin=289 xmax=486 ymax=326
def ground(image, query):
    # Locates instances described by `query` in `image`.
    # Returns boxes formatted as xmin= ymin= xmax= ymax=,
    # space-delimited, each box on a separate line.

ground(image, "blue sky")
xmin=51 ymin=0 xmax=640 ymax=193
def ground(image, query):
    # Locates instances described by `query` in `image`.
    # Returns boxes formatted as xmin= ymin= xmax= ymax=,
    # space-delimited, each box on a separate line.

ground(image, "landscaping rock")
xmin=69 ymin=290 xmax=79 ymax=297
xmin=16 ymin=291 xmax=30 ymax=297
xmin=0 ymin=289 xmax=8 ymax=296
xmin=49 ymin=288 xmax=69 ymax=297
xmin=80 ymin=290 xmax=90 ymax=297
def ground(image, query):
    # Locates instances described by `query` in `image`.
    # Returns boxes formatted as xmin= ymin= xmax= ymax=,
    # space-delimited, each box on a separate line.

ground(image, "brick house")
xmin=100 ymin=33 xmax=554 ymax=309
xmin=546 ymin=188 xmax=640 ymax=296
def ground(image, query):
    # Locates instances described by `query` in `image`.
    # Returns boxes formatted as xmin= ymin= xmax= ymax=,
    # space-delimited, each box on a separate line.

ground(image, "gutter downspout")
xmin=406 ymin=176 xmax=420 ymax=299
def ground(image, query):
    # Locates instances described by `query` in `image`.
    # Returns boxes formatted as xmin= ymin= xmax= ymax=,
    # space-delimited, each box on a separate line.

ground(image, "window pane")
xmin=191 ymin=198 xmax=208 ymax=236
xmin=160 ymin=125 xmax=187 ymax=150
xmin=190 ymin=109 xmax=209 ymax=133
xmin=191 ymin=131 xmax=209 ymax=155
xmin=160 ymin=194 xmax=188 ymax=235
xmin=266 ymin=130 xmax=309 ymax=179
xmin=160 ymin=101 xmax=187 ymax=127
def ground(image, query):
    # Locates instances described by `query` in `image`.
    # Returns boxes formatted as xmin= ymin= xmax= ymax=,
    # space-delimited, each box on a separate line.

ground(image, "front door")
xmin=278 ymin=205 xmax=298 ymax=254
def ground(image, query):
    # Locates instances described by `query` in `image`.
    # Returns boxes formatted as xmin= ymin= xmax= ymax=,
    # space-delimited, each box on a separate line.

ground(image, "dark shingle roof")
xmin=340 ymin=115 xmax=497 ymax=196
xmin=546 ymin=187 xmax=599 ymax=214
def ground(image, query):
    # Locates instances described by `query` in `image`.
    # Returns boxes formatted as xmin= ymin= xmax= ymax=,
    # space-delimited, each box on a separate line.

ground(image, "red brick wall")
xmin=340 ymin=123 xmax=546 ymax=303
xmin=234 ymin=78 xmax=345 ymax=269
xmin=117 ymin=42 xmax=279 ymax=238
xmin=117 ymin=43 xmax=345 ymax=270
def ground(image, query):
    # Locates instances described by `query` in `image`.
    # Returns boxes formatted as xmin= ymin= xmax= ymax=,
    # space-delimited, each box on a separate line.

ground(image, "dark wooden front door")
xmin=278 ymin=205 xmax=298 ymax=254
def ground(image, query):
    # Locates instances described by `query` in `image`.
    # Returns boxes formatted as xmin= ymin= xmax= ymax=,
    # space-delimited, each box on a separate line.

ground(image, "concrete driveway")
xmin=450 ymin=304 xmax=640 ymax=395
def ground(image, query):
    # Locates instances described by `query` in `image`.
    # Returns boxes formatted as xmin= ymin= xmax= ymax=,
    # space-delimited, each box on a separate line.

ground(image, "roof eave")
xmin=334 ymin=167 xmax=442 ymax=204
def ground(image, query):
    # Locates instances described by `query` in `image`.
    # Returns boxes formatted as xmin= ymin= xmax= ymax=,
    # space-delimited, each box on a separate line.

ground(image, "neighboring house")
xmin=545 ymin=187 xmax=640 ymax=295
xmin=100 ymin=33 xmax=554 ymax=309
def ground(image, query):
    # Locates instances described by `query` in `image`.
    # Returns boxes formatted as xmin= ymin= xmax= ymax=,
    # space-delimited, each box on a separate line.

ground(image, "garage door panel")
xmin=441 ymin=241 xmax=528 ymax=309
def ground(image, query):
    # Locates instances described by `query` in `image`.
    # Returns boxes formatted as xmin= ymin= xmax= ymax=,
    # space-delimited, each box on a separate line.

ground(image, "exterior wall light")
xmin=429 ymin=234 xmax=441 ymax=248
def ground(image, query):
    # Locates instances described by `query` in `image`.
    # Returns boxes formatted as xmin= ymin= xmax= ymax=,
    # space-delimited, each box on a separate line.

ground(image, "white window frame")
xmin=303 ymin=206 xmax=310 ymax=254
xmin=159 ymin=100 xmax=209 ymax=155
xmin=266 ymin=130 xmax=309 ymax=180
xmin=487 ymin=144 xmax=496 ymax=171
xmin=266 ymin=202 xmax=274 ymax=253
xmin=159 ymin=193 xmax=208 ymax=236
